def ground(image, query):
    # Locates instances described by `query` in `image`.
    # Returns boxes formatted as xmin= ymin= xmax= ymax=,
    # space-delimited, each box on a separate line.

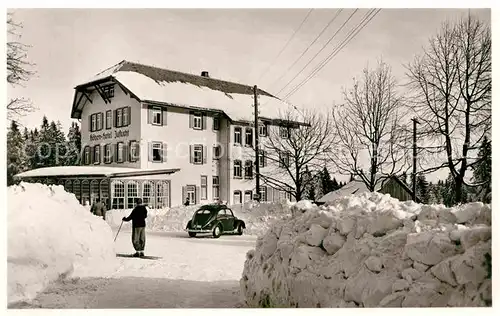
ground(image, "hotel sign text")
xmin=90 ymin=129 xmax=130 ymax=142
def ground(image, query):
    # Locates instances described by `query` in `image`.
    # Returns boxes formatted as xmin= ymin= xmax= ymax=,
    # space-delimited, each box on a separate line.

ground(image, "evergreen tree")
xmin=473 ymin=137 xmax=491 ymax=203
xmin=66 ymin=121 xmax=82 ymax=165
xmin=7 ymin=120 xmax=26 ymax=185
xmin=27 ymin=127 xmax=40 ymax=169
xmin=320 ymin=167 xmax=335 ymax=196
xmin=332 ymin=177 xmax=339 ymax=191
xmin=443 ymin=173 xmax=456 ymax=207
xmin=416 ymin=174 xmax=430 ymax=204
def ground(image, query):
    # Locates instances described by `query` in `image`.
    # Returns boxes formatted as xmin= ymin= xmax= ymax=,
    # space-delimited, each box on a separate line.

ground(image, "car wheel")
xmin=236 ymin=223 xmax=244 ymax=236
xmin=213 ymin=224 xmax=222 ymax=239
xmin=188 ymin=232 xmax=197 ymax=238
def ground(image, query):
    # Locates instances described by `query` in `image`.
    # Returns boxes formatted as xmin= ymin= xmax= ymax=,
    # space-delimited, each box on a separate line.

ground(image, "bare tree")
xmin=405 ymin=15 xmax=491 ymax=203
xmin=330 ymin=60 xmax=408 ymax=191
xmin=7 ymin=13 xmax=36 ymax=120
xmin=255 ymin=108 xmax=332 ymax=201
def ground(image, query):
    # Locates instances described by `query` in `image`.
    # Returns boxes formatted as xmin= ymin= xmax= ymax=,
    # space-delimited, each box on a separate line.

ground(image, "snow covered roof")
xmin=73 ymin=60 xmax=295 ymax=122
xmin=14 ymin=166 xmax=180 ymax=179
xmin=317 ymin=175 xmax=414 ymax=203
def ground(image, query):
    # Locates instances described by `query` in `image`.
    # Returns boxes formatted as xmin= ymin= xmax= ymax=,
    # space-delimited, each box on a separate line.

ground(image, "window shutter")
xmin=88 ymin=115 xmax=92 ymax=132
xmin=202 ymin=113 xmax=207 ymax=130
xmin=148 ymin=142 xmax=152 ymax=162
xmin=113 ymin=110 xmax=117 ymax=128
xmin=90 ymin=146 xmax=95 ymax=164
xmin=196 ymin=186 xmax=200 ymax=204
xmin=123 ymin=143 xmax=128 ymax=162
xmin=182 ymin=186 xmax=187 ymax=203
xmin=203 ymin=146 xmax=207 ymax=164
xmin=189 ymin=145 xmax=194 ymax=164
xmin=115 ymin=143 xmax=119 ymax=162
xmin=189 ymin=111 xmax=194 ymax=129
xmin=127 ymin=106 xmax=132 ymax=126
xmin=135 ymin=142 xmax=140 ymax=162
xmin=162 ymin=109 xmax=168 ymax=126
xmin=147 ymin=106 xmax=152 ymax=124
xmin=264 ymin=124 xmax=268 ymax=137
xmin=128 ymin=141 xmax=132 ymax=162
xmin=162 ymin=143 xmax=168 ymax=162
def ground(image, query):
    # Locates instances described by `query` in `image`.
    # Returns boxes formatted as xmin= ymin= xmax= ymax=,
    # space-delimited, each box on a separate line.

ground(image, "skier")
xmin=91 ymin=198 xmax=107 ymax=220
xmin=122 ymin=198 xmax=148 ymax=257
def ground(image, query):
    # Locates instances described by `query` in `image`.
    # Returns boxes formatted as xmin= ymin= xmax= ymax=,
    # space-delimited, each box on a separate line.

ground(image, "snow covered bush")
xmin=240 ymin=192 xmax=492 ymax=307
xmin=7 ymin=182 xmax=117 ymax=305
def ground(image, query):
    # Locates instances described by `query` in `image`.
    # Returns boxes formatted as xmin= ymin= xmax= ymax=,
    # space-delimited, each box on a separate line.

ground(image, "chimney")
xmin=201 ymin=71 xmax=209 ymax=78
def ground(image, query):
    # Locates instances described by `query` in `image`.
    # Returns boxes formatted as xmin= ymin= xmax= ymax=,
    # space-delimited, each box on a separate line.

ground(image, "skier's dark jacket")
xmin=123 ymin=205 xmax=148 ymax=228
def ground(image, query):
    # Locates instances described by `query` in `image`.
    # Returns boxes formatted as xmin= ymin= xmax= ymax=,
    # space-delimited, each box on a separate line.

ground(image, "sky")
xmin=6 ymin=8 xmax=491 ymax=181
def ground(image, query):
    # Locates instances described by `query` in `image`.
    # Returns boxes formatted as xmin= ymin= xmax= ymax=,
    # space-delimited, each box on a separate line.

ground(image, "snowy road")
xmin=14 ymin=228 xmax=257 ymax=308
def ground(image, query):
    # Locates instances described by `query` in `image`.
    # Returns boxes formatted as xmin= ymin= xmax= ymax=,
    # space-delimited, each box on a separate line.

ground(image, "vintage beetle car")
xmin=185 ymin=204 xmax=246 ymax=238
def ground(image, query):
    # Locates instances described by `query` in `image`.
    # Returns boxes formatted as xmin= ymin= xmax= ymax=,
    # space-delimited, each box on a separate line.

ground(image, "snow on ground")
xmin=106 ymin=201 xmax=292 ymax=237
xmin=12 ymin=230 xmax=257 ymax=308
xmin=241 ymin=192 xmax=492 ymax=307
xmin=7 ymin=183 xmax=117 ymax=305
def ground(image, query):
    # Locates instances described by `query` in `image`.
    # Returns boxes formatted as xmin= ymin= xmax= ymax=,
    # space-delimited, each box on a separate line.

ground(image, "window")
xmin=152 ymin=142 xmax=163 ymax=162
xmin=213 ymin=116 xmax=220 ymax=130
xmin=123 ymin=107 xmax=129 ymax=126
xmin=100 ymin=180 xmax=109 ymax=208
xmin=64 ymin=180 xmax=72 ymax=193
xmin=259 ymin=124 xmax=267 ymax=137
xmin=90 ymin=180 xmax=99 ymax=204
xmin=91 ymin=115 xmax=97 ymax=132
xmin=212 ymin=176 xmax=220 ymax=200
xmin=81 ymin=180 xmax=90 ymax=205
xmin=279 ymin=126 xmax=289 ymax=138
xmin=129 ymin=141 xmax=139 ymax=162
xmin=142 ymin=181 xmax=152 ymax=207
xmin=96 ymin=113 xmax=103 ymax=131
xmin=104 ymin=144 xmax=112 ymax=163
xmin=193 ymin=113 xmax=202 ymax=130
xmin=213 ymin=145 xmax=221 ymax=160
xmin=156 ymin=181 xmax=169 ymax=208
xmin=201 ymin=176 xmax=208 ymax=200
xmin=73 ymin=180 xmax=81 ymax=203
xmin=279 ymin=151 xmax=290 ymax=168
xmin=244 ymin=190 xmax=253 ymax=203
xmin=258 ymin=149 xmax=266 ymax=168
xmin=94 ymin=145 xmax=101 ymax=164
xmin=112 ymin=181 xmax=125 ymax=209
xmin=233 ymin=190 xmax=242 ymax=204
xmin=245 ymin=128 xmax=253 ymax=147
xmin=244 ymin=160 xmax=253 ymax=179
xmin=233 ymin=160 xmax=242 ymax=178
xmin=102 ymin=85 xmax=114 ymax=99
xmin=84 ymin=146 xmax=90 ymax=165
xmin=116 ymin=108 xmax=123 ymax=127
xmin=117 ymin=142 xmax=124 ymax=163
xmin=187 ymin=185 xmax=196 ymax=205
xmin=152 ymin=107 xmax=162 ymax=125
xmin=192 ymin=145 xmax=203 ymax=164
xmin=234 ymin=127 xmax=242 ymax=145
xmin=106 ymin=110 xmax=112 ymax=129
xmin=260 ymin=186 xmax=267 ymax=202
xmin=127 ymin=182 xmax=138 ymax=209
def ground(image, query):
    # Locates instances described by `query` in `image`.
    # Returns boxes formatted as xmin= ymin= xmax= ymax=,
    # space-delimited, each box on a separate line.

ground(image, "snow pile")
xmin=231 ymin=201 xmax=292 ymax=236
xmin=240 ymin=192 xmax=492 ymax=307
xmin=7 ymin=182 xmax=117 ymax=305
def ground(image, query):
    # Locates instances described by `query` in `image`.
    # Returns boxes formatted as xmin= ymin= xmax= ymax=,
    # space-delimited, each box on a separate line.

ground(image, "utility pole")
xmin=253 ymin=85 xmax=260 ymax=202
xmin=412 ymin=118 xmax=419 ymax=202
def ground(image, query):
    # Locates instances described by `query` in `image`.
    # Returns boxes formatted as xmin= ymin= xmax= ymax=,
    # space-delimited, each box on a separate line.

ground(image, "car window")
xmin=226 ymin=209 xmax=234 ymax=217
xmin=217 ymin=209 xmax=226 ymax=217
xmin=196 ymin=210 xmax=210 ymax=214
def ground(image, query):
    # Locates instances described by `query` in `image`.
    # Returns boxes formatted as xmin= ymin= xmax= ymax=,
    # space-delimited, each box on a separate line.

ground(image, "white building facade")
xmin=57 ymin=60 xmax=295 ymax=208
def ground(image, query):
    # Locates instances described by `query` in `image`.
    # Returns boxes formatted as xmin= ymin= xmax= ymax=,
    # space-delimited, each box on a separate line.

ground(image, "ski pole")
xmin=114 ymin=220 xmax=124 ymax=242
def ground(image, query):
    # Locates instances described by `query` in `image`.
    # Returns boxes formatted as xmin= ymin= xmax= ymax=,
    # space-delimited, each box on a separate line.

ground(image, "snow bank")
xmin=106 ymin=202 xmax=292 ymax=237
xmin=240 ymin=192 xmax=492 ymax=307
xmin=7 ymin=183 xmax=117 ymax=305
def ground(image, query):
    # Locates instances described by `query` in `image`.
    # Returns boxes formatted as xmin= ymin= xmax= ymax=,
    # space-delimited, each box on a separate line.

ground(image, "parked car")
xmin=185 ymin=204 xmax=246 ymax=238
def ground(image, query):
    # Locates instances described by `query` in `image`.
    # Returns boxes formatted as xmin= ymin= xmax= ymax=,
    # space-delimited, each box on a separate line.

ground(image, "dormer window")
xmin=102 ymin=85 xmax=114 ymax=99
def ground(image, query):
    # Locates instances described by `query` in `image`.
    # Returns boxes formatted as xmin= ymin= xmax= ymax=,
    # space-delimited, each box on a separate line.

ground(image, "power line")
xmin=282 ymin=9 xmax=381 ymax=100
xmin=267 ymin=9 xmax=344 ymax=91
xmin=256 ymin=9 xmax=314 ymax=81
xmin=274 ymin=9 xmax=359 ymax=96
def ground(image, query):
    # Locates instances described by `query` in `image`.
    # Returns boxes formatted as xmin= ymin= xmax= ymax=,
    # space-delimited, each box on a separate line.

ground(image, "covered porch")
xmin=14 ymin=166 xmax=180 ymax=209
